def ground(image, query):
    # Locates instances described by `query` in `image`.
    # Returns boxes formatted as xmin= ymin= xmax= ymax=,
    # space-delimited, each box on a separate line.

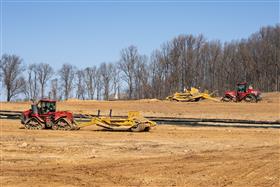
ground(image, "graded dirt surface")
xmin=0 ymin=92 xmax=279 ymax=186
xmin=0 ymin=119 xmax=279 ymax=187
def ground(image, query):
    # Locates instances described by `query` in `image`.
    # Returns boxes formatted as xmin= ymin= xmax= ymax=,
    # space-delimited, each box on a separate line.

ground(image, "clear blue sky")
xmin=1 ymin=0 xmax=279 ymax=68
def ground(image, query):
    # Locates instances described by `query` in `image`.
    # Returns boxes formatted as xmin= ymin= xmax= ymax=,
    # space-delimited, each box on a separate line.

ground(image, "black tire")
xmin=24 ymin=117 xmax=45 ymax=130
xmin=131 ymin=123 xmax=147 ymax=132
xmin=244 ymin=94 xmax=257 ymax=103
xmin=221 ymin=95 xmax=233 ymax=102
xmin=172 ymin=98 xmax=178 ymax=102
xmin=194 ymin=98 xmax=201 ymax=102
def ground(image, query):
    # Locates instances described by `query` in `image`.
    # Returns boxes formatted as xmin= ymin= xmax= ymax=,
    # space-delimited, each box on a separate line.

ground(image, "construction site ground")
xmin=0 ymin=92 xmax=279 ymax=186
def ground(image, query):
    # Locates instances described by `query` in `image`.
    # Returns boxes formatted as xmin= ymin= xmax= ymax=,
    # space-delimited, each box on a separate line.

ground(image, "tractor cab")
xmin=32 ymin=99 xmax=56 ymax=115
xmin=237 ymin=82 xmax=247 ymax=93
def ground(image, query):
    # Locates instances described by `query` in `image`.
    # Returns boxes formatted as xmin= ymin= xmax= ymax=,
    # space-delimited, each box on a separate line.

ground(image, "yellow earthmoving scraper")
xmin=76 ymin=111 xmax=156 ymax=132
xmin=166 ymin=87 xmax=220 ymax=102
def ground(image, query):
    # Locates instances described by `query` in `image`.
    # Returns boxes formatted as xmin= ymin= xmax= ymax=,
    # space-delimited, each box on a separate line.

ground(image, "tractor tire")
xmin=24 ymin=117 xmax=45 ymax=130
xmin=244 ymin=94 xmax=257 ymax=103
xmin=221 ymin=95 xmax=233 ymax=102
xmin=53 ymin=118 xmax=72 ymax=130
xmin=194 ymin=98 xmax=201 ymax=102
xmin=131 ymin=123 xmax=149 ymax=132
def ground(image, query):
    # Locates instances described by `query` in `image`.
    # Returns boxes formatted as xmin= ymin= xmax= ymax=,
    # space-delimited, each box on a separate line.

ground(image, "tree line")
xmin=0 ymin=24 xmax=279 ymax=102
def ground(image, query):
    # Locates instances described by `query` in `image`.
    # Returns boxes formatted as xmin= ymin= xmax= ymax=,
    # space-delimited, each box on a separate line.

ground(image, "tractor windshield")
xmin=40 ymin=101 xmax=56 ymax=114
xmin=237 ymin=84 xmax=246 ymax=92
xmin=48 ymin=102 xmax=56 ymax=112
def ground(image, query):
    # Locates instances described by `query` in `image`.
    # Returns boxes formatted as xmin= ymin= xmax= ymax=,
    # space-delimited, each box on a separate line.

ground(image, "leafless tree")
xmin=59 ymin=64 xmax=76 ymax=100
xmin=111 ymin=64 xmax=121 ymax=99
xmin=75 ymin=69 xmax=86 ymax=100
xmin=84 ymin=66 xmax=96 ymax=99
xmin=99 ymin=62 xmax=113 ymax=100
xmin=95 ymin=69 xmax=103 ymax=100
xmin=50 ymin=78 xmax=58 ymax=100
xmin=0 ymin=54 xmax=25 ymax=101
xmin=119 ymin=45 xmax=139 ymax=99
xmin=24 ymin=63 xmax=39 ymax=100
xmin=37 ymin=63 xmax=53 ymax=99
xmin=134 ymin=55 xmax=149 ymax=99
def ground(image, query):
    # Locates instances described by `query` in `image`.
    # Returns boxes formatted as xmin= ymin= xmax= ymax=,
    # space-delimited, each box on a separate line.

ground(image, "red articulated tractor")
xmin=21 ymin=99 xmax=79 ymax=130
xmin=222 ymin=82 xmax=261 ymax=103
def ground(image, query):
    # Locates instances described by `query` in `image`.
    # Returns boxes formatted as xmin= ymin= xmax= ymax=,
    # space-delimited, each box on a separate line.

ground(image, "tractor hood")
xmin=21 ymin=109 xmax=32 ymax=124
xmin=224 ymin=90 xmax=236 ymax=97
xmin=22 ymin=109 xmax=31 ymax=115
xmin=248 ymin=88 xmax=261 ymax=96
xmin=54 ymin=111 xmax=74 ymax=122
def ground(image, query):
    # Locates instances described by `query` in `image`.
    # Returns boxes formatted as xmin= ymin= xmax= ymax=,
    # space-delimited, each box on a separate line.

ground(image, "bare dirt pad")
xmin=1 ymin=119 xmax=279 ymax=187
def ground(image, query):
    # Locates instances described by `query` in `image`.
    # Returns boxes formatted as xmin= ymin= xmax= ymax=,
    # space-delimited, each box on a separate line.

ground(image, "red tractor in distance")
xmin=222 ymin=82 xmax=261 ymax=102
xmin=21 ymin=99 xmax=79 ymax=130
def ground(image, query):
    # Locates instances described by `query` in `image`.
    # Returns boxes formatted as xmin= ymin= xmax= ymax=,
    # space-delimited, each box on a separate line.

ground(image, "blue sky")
xmin=1 ymin=1 xmax=279 ymax=68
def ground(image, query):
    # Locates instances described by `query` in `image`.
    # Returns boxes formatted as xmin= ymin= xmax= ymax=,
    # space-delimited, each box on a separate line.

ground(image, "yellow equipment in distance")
xmin=76 ymin=111 xmax=157 ymax=132
xmin=166 ymin=87 xmax=220 ymax=102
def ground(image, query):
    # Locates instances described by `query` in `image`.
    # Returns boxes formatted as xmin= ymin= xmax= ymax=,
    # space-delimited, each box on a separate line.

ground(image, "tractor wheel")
xmin=25 ymin=118 xmax=45 ymax=130
xmin=221 ymin=95 xmax=233 ymax=102
xmin=194 ymin=98 xmax=201 ymax=102
xmin=53 ymin=118 xmax=72 ymax=130
xmin=244 ymin=94 xmax=257 ymax=103
xmin=256 ymin=95 xmax=262 ymax=102
xmin=131 ymin=123 xmax=149 ymax=132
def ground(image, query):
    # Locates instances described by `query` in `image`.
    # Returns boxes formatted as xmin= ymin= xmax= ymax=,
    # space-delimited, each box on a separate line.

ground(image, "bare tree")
xmin=84 ymin=66 xmax=96 ymax=99
xmin=24 ymin=63 xmax=39 ymax=100
xmin=75 ymin=69 xmax=86 ymax=100
xmin=119 ymin=45 xmax=140 ymax=99
xmin=0 ymin=54 xmax=25 ymax=101
xmin=59 ymin=64 xmax=76 ymax=100
xmin=95 ymin=69 xmax=103 ymax=100
xmin=134 ymin=55 xmax=149 ymax=99
xmin=37 ymin=63 xmax=53 ymax=98
xmin=99 ymin=62 xmax=113 ymax=100
xmin=50 ymin=78 xmax=58 ymax=100
xmin=111 ymin=64 xmax=121 ymax=99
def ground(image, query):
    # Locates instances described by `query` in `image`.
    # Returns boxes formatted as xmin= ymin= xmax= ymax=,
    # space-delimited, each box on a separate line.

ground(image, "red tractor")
xmin=222 ymin=82 xmax=261 ymax=102
xmin=21 ymin=99 xmax=79 ymax=130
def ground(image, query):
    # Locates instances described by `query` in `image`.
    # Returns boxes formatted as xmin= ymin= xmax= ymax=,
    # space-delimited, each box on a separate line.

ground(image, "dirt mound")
xmin=65 ymin=98 xmax=98 ymax=102
xmin=65 ymin=98 xmax=81 ymax=102
xmin=138 ymin=98 xmax=160 ymax=102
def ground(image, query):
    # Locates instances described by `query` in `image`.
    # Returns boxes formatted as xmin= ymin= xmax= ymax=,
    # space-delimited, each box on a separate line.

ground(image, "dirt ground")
xmin=0 ymin=119 xmax=279 ymax=187
xmin=0 ymin=92 xmax=279 ymax=186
